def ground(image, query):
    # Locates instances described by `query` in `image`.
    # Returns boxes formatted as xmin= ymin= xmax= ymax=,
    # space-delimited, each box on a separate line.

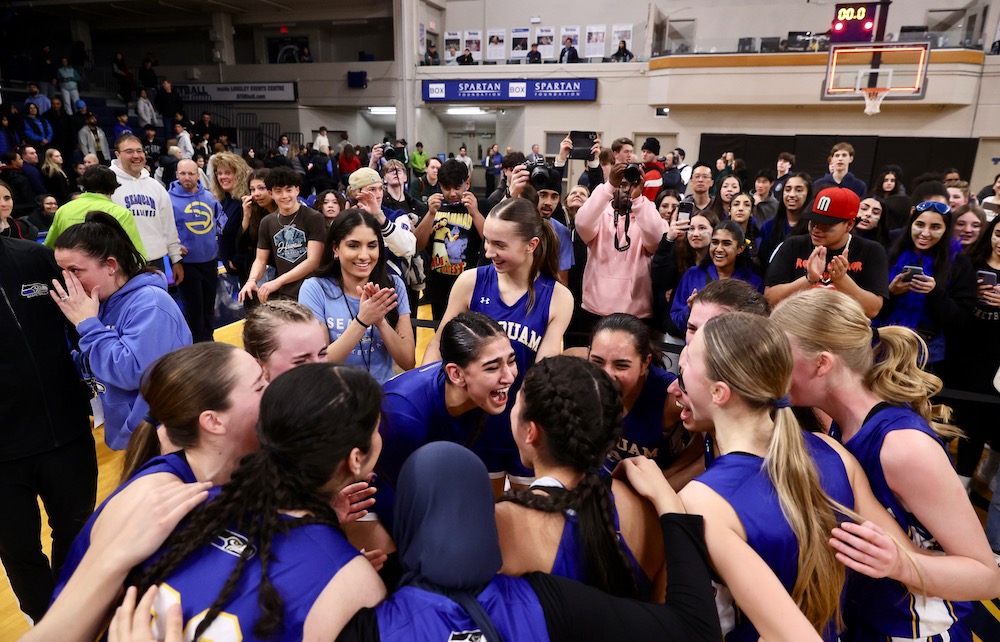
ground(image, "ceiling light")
xmin=368 ymin=107 xmax=397 ymax=115
xmin=446 ymin=107 xmax=487 ymax=115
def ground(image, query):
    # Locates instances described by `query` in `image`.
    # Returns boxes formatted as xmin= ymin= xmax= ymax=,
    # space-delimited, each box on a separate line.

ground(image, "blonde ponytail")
xmin=771 ymin=290 xmax=959 ymax=440
xmin=701 ymin=313 xmax=846 ymax=635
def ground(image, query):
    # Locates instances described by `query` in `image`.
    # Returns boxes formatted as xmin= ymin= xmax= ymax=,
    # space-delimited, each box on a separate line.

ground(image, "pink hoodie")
xmin=574 ymin=181 xmax=668 ymax=318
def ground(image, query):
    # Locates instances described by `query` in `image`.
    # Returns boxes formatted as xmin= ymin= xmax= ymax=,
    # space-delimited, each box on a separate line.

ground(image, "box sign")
xmin=174 ymin=82 xmax=298 ymax=102
xmin=422 ymin=79 xmax=597 ymax=102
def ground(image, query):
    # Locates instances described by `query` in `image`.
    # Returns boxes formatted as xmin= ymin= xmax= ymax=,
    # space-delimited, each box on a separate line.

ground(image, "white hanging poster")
xmin=560 ymin=25 xmax=580 ymax=51
xmin=444 ymin=31 xmax=461 ymax=62
xmin=612 ymin=24 xmax=634 ymax=53
xmin=585 ymin=25 xmax=606 ymax=58
xmin=511 ymin=27 xmax=530 ymax=58
xmin=486 ymin=29 xmax=506 ymax=60
xmin=465 ymin=30 xmax=483 ymax=61
xmin=535 ymin=27 xmax=555 ymax=59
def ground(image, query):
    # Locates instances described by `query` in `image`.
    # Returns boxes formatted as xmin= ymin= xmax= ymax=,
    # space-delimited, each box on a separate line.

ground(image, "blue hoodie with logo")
xmin=168 ymin=179 xmax=223 ymax=264
xmin=75 ymin=270 xmax=192 ymax=450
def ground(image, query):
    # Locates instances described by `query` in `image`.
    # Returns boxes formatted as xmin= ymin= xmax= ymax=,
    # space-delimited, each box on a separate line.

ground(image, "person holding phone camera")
xmin=877 ymin=200 xmax=977 ymax=369
xmin=948 ymin=213 xmax=1000 ymax=493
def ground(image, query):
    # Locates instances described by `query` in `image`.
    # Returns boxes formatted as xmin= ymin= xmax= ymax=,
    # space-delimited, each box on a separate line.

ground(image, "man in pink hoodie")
xmin=574 ymin=162 xmax=669 ymax=325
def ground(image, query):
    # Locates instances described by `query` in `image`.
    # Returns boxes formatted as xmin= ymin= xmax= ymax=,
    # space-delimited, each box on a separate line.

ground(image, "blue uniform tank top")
xmin=147 ymin=519 xmax=361 ymax=641
xmin=838 ymin=403 xmax=972 ymax=642
xmin=52 ymin=451 xmax=196 ymax=602
xmin=375 ymin=575 xmax=550 ymax=642
xmin=531 ymin=477 xmax=653 ymax=600
xmin=603 ymin=366 xmax=680 ymax=475
xmin=469 ymin=265 xmax=556 ymax=385
xmin=696 ymin=431 xmax=854 ymax=642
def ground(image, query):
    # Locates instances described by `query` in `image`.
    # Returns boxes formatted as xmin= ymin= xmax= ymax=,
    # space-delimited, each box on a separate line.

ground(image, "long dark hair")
xmin=121 ymin=343 xmax=244 ymax=482
xmin=701 ymin=220 xmax=753 ymax=274
xmin=499 ymin=356 xmax=638 ymax=597
xmin=314 ymin=208 xmax=399 ymax=327
xmin=137 ymin=364 xmax=382 ymax=639
xmin=872 ymin=167 xmax=903 ymax=199
xmin=888 ymin=204 xmax=956 ymax=283
xmin=53 ymin=210 xmax=149 ymax=279
xmin=853 ymin=195 xmax=891 ymax=247
xmin=488 ymin=197 xmax=560 ymax=311
xmin=674 ymin=210 xmax=721 ymax=276
xmin=964 ymin=211 xmax=999 ymax=268
xmin=767 ymin=172 xmax=814 ymax=248
xmin=590 ymin=312 xmax=664 ymax=368
xmin=246 ymin=168 xmax=272 ymax=243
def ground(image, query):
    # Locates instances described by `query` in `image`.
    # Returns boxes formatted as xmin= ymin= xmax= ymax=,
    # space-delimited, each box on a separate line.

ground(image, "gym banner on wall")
xmin=174 ymin=83 xmax=298 ymax=102
xmin=422 ymin=78 xmax=597 ymax=102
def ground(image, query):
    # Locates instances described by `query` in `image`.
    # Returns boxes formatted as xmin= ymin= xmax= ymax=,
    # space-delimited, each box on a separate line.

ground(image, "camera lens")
xmin=383 ymin=144 xmax=396 ymax=160
xmin=623 ymin=163 xmax=643 ymax=185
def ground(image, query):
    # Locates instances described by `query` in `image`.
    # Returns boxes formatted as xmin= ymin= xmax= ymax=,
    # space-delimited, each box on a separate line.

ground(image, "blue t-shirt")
xmin=298 ymin=273 xmax=410 ymax=384
xmin=603 ymin=366 xmax=679 ymax=475
xmin=837 ymin=403 xmax=972 ymax=641
xmin=697 ymin=431 xmax=854 ymax=642
xmin=375 ymin=575 xmax=549 ymax=642
xmin=148 ymin=520 xmax=360 ymax=641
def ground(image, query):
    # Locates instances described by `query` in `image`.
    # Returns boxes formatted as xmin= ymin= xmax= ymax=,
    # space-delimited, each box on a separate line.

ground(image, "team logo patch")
xmin=448 ymin=632 xmax=484 ymax=641
xmin=21 ymin=282 xmax=49 ymax=298
xmin=211 ymin=529 xmax=257 ymax=559
xmin=815 ymin=195 xmax=832 ymax=211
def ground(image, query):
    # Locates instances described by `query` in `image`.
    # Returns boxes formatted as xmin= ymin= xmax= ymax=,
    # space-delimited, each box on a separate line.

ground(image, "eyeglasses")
xmin=915 ymin=201 xmax=950 ymax=215
xmin=677 ymin=369 xmax=687 ymax=394
xmin=119 ymin=149 xmax=144 ymax=156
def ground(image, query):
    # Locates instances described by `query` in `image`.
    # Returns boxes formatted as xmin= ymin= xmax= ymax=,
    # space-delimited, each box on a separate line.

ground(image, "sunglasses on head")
xmin=915 ymin=201 xmax=950 ymax=215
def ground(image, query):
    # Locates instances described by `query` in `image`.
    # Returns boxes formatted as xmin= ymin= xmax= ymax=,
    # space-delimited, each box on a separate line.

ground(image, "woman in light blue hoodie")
xmin=50 ymin=211 xmax=192 ymax=450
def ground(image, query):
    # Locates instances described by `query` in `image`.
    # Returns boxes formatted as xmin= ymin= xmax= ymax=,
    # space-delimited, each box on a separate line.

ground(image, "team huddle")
xmin=7 ymin=132 xmax=1000 ymax=642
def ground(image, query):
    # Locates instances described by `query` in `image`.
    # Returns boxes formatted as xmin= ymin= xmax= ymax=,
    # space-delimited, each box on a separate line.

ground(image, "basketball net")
xmin=861 ymin=88 xmax=889 ymax=115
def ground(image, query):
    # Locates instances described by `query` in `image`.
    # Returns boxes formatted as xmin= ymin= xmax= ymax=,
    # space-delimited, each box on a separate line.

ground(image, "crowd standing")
xmin=3 ymin=77 xmax=1000 ymax=642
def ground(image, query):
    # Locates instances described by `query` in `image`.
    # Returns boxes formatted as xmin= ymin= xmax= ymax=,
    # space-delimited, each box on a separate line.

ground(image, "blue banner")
xmin=422 ymin=78 xmax=598 ymax=102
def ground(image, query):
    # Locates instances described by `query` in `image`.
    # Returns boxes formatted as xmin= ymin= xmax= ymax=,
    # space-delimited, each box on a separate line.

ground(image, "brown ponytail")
xmin=488 ymin=197 xmax=560 ymax=311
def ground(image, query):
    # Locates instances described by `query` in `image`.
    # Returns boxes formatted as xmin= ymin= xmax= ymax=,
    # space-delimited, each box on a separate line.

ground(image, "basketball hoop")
xmin=861 ymin=87 xmax=889 ymax=115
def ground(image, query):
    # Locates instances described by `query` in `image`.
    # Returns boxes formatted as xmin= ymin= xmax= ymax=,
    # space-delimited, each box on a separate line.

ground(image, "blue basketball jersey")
xmin=374 ymin=575 xmax=550 ymax=642
xmin=531 ymin=477 xmax=653 ymax=600
xmin=52 ymin=451 xmax=197 ymax=603
xmin=148 ymin=521 xmax=361 ymax=641
xmin=603 ymin=366 xmax=680 ymax=475
xmin=469 ymin=265 xmax=556 ymax=390
xmin=696 ymin=431 xmax=854 ymax=642
xmin=838 ymin=403 xmax=973 ymax=641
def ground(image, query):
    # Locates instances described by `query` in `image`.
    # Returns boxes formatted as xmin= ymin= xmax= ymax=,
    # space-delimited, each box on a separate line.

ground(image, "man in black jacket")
xmin=0 ymin=237 xmax=96 ymax=623
xmin=559 ymin=37 xmax=580 ymax=63
xmin=0 ymin=151 xmax=40 ymax=216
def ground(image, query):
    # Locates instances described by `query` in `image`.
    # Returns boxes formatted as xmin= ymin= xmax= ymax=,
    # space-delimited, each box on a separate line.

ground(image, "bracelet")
xmin=356 ymin=317 xmax=371 ymax=328
xmin=805 ymin=273 xmax=818 ymax=285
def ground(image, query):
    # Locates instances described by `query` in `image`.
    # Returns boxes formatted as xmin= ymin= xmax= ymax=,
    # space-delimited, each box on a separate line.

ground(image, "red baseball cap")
xmin=806 ymin=187 xmax=860 ymax=225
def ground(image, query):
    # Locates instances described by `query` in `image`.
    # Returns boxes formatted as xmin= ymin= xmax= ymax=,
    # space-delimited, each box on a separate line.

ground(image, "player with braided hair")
xmin=134 ymin=363 xmax=386 ymax=640
xmin=495 ymin=355 xmax=665 ymax=601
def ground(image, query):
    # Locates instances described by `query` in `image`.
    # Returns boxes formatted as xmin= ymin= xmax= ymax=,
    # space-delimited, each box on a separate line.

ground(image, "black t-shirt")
xmin=765 ymin=233 xmax=889 ymax=300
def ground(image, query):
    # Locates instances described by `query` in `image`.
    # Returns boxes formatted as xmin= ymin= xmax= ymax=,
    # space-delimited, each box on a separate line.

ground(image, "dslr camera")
xmin=380 ymin=141 xmax=396 ymax=160
xmin=525 ymin=158 xmax=556 ymax=190
xmin=622 ymin=162 xmax=643 ymax=185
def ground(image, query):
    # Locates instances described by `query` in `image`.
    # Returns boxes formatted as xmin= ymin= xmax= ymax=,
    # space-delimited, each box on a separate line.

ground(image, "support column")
xmin=210 ymin=12 xmax=236 ymax=66
xmin=395 ymin=0 xmax=418 ymax=144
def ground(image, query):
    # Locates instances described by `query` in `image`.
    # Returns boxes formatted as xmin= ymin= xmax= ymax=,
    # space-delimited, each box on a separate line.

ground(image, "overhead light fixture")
xmin=446 ymin=107 xmax=487 ymax=115
xmin=368 ymin=107 xmax=397 ymax=115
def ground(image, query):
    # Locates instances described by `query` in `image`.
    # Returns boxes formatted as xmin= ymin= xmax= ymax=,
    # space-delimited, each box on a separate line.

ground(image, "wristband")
xmin=805 ymin=273 xmax=818 ymax=285
xmin=356 ymin=317 xmax=371 ymax=328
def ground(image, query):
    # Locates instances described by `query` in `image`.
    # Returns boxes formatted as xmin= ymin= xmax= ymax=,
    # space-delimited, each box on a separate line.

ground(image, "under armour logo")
xmin=479 ymin=297 xmax=490 ymax=305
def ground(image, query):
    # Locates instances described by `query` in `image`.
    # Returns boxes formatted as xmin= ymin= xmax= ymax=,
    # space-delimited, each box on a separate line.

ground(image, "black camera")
xmin=525 ymin=158 xmax=555 ymax=190
xmin=622 ymin=162 xmax=643 ymax=185
xmin=381 ymin=141 xmax=396 ymax=160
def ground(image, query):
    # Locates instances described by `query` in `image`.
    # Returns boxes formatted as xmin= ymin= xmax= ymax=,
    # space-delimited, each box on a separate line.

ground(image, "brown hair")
xmin=488 ymin=197 xmax=560 ymax=311
xmin=242 ymin=300 xmax=321 ymax=364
